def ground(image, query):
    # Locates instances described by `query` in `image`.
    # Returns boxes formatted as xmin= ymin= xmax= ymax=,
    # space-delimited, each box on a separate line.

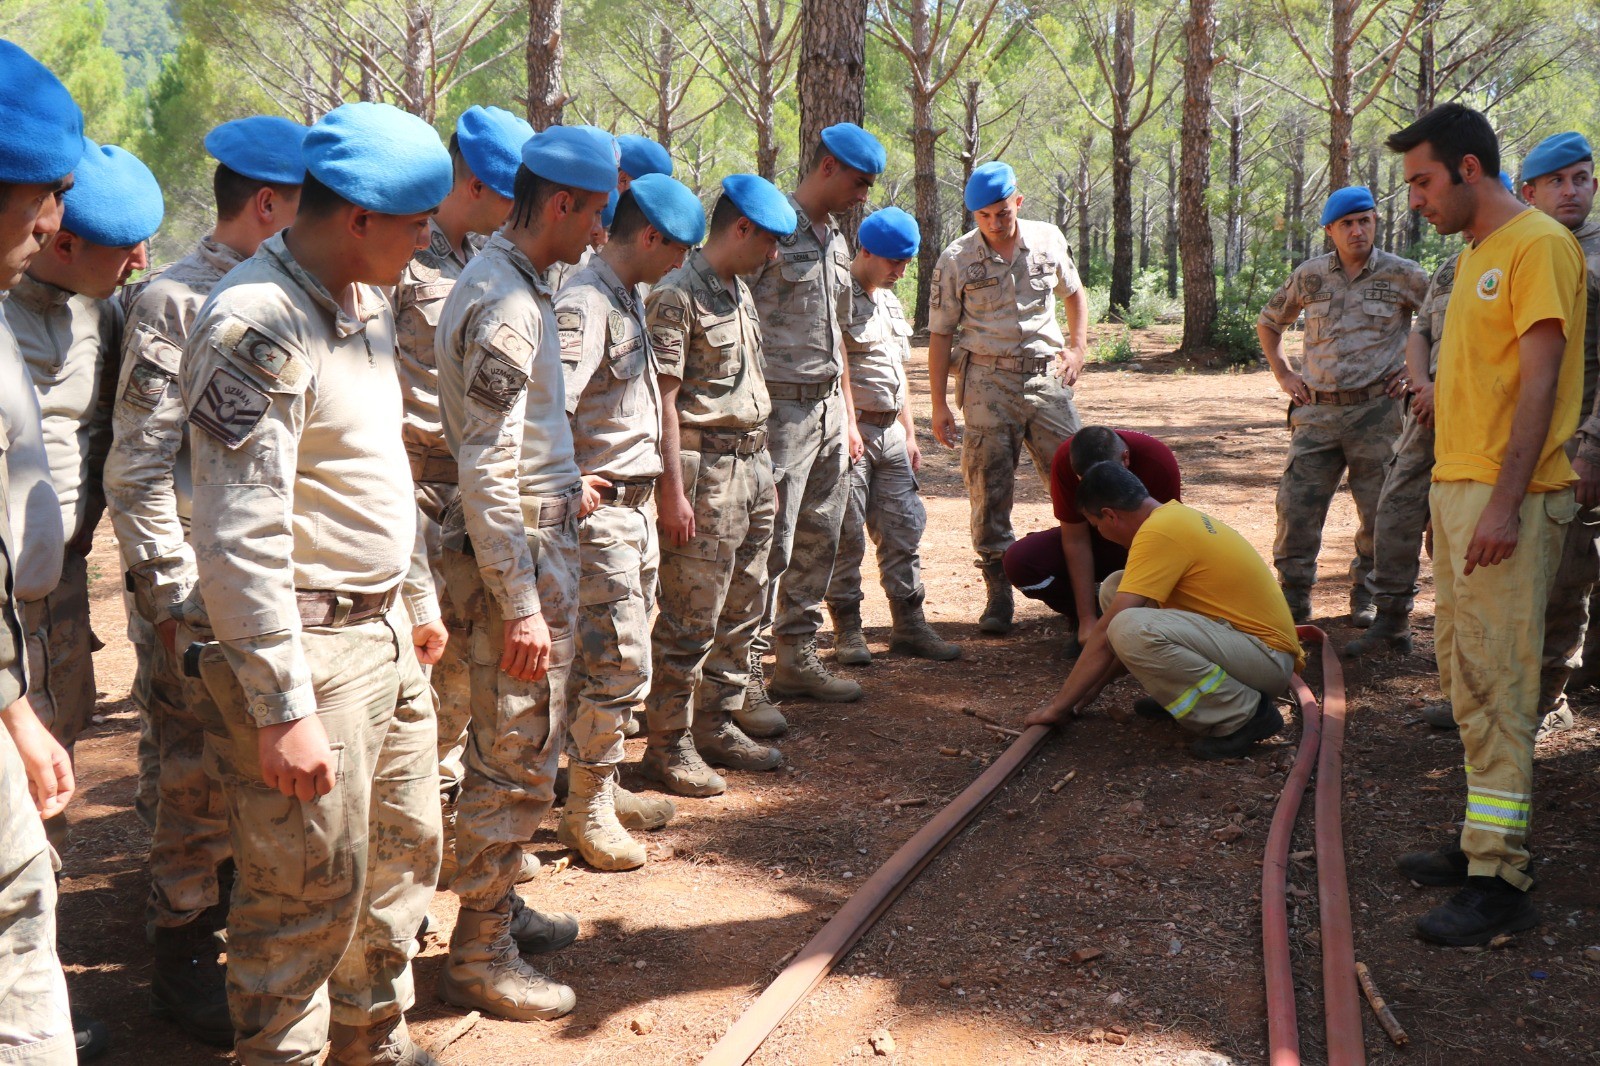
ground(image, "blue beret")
xmin=628 ymin=173 xmax=705 ymax=245
xmin=720 ymin=174 xmax=796 ymax=237
xmin=455 ymin=105 xmax=533 ymax=199
xmin=859 ymin=206 xmax=919 ymax=259
xmin=601 ymin=189 xmax=620 ymax=229
xmin=820 ymin=123 xmax=886 ymax=176
xmin=1521 ymin=132 xmax=1593 ymax=184
xmin=1500 ymin=171 xmax=1515 ymax=193
xmin=1321 ymin=185 xmax=1376 ymax=225
xmin=521 ymin=125 xmax=618 ymax=194
xmin=204 ymin=116 xmax=308 ymax=185
xmin=965 ymin=161 xmax=1017 ymax=211
xmin=0 ymin=40 xmax=83 ymax=185
xmin=63 ymin=140 xmax=163 ymax=247
xmin=304 ymin=103 xmax=451 ymax=214
xmin=574 ymin=125 xmax=622 ymax=167
xmin=617 ymin=134 xmax=672 ymax=178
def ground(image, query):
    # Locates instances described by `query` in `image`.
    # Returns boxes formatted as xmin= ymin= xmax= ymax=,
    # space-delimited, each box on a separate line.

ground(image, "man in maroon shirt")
xmin=1001 ymin=426 xmax=1182 ymax=641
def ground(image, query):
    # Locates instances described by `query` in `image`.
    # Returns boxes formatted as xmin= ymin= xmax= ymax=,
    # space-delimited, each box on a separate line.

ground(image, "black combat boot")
xmin=1415 ymin=876 xmax=1538 ymax=946
xmin=151 ymin=919 xmax=233 ymax=1047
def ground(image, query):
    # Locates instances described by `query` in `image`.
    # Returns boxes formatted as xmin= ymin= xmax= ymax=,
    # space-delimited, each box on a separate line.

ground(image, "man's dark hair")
xmin=708 ymin=192 xmax=745 ymax=236
xmin=447 ymin=132 xmax=472 ymax=185
xmin=294 ymin=173 xmax=351 ymax=218
xmin=1076 ymin=461 xmax=1150 ymax=517
xmin=1069 ymin=426 xmax=1127 ymax=476
xmin=609 ymin=189 xmax=647 ymax=242
xmin=1384 ymin=103 xmax=1499 ymax=183
xmin=213 ymin=163 xmax=298 ymax=221
xmin=510 ymin=164 xmax=590 ymax=230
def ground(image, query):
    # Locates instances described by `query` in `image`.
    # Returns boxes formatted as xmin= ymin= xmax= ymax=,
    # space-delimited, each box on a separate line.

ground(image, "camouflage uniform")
xmin=105 ymin=235 xmax=240 ymax=931
xmin=645 ymin=250 xmax=775 ymax=734
xmin=1257 ymin=249 xmax=1429 ymax=602
xmin=1540 ymin=219 xmax=1600 ymax=715
xmin=8 ymin=275 xmax=118 ymax=847
xmin=825 ymin=281 xmax=926 ymax=606
xmin=179 ymin=233 xmax=442 ymax=1061
xmin=556 ymin=256 xmax=661 ymax=768
xmin=435 ymin=231 xmax=580 ymax=913
xmin=747 ymin=195 xmax=850 ymax=649
xmin=395 ymin=220 xmax=472 ymax=795
xmin=1364 ymin=253 xmax=1455 ymax=616
xmin=0 ymin=317 xmax=74 ymax=1065
xmin=928 ymin=219 xmax=1083 ymax=565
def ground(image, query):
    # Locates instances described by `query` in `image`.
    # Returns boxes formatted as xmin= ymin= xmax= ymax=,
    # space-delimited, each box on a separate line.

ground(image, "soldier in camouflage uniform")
xmin=433 ymin=126 xmax=617 ymax=1024
xmin=743 ymin=123 xmax=885 ymax=735
xmin=10 ymin=140 xmax=162 ymax=858
xmin=642 ymin=175 xmax=796 ymax=798
xmin=928 ymin=162 xmax=1089 ymax=635
xmin=552 ymin=175 xmax=703 ymax=869
xmin=1256 ymin=185 xmax=1428 ymax=625
xmin=179 ymin=103 xmax=450 ymax=1066
xmin=105 ymin=116 xmax=305 ymax=1047
xmin=392 ymin=106 xmax=542 ymax=891
xmin=0 ymin=42 xmax=81 ymax=1063
xmin=824 ymin=207 xmax=959 ymax=665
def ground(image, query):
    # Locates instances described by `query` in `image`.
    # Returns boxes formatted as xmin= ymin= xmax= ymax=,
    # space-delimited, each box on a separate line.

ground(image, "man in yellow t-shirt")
xmin=1387 ymin=103 xmax=1584 ymax=946
xmin=1026 ymin=463 xmax=1303 ymax=760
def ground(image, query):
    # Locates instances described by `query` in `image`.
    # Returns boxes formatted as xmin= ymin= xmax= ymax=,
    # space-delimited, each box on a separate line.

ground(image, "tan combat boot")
xmin=556 ymin=763 xmax=646 ymax=871
xmin=1345 ymin=608 xmax=1412 ymax=657
xmin=978 ymin=560 xmax=1014 ymax=635
xmin=769 ymin=635 xmax=863 ymax=702
xmin=440 ymin=907 xmax=576 ymax=1021
xmin=695 ymin=713 xmax=783 ymax=772
xmin=735 ymin=648 xmax=788 ymax=737
xmin=613 ymin=781 xmax=675 ymax=831
xmin=506 ymin=889 xmax=580 ymax=954
xmin=888 ymin=593 xmax=961 ymax=660
xmin=327 ymin=1015 xmax=440 ymax=1066
xmin=828 ymin=601 xmax=872 ymax=665
xmin=641 ymin=730 xmax=727 ymax=797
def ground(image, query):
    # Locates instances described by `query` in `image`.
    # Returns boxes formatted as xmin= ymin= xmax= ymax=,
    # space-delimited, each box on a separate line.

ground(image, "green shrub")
xmin=1092 ymin=329 xmax=1135 ymax=365
xmin=1084 ymin=284 xmax=1112 ymax=325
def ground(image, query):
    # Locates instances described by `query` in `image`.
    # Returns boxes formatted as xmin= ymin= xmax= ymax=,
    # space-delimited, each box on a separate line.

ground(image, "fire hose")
xmin=701 ymin=625 xmax=1361 ymax=1065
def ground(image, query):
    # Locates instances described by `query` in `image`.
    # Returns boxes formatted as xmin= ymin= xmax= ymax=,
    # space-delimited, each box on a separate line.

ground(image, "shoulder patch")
xmin=656 ymin=302 xmax=686 ymax=327
xmin=484 ymin=322 xmax=534 ymax=366
xmin=122 ymin=355 xmax=173 ymax=411
xmin=190 ymin=367 xmax=271 ymax=448
xmin=411 ymin=259 xmax=442 ymax=284
xmin=468 ymin=351 xmax=530 ymax=412
xmin=966 ymin=262 xmax=986 ymax=282
xmin=235 ymin=326 xmax=295 ymax=382
xmin=650 ymin=326 xmax=685 ymax=362
xmin=607 ymin=309 xmax=627 ymax=343
xmin=131 ymin=324 xmax=183 ymax=373
xmin=554 ymin=310 xmax=583 ymax=331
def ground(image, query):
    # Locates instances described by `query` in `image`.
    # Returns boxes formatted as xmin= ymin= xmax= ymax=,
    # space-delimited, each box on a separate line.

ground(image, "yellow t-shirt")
xmin=1434 ymin=208 xmax=1586 ymax=491
xmin=1117 ymin=502 xmax=1306 ymax=670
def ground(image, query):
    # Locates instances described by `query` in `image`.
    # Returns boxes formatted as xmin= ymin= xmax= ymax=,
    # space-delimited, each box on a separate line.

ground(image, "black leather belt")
xmin=766 ymin=378 xmax=840 ymax=403
xmin=679 ymin=425 xmax=768 ymax=456
xmin=295 ymin=586 xmax=398 ymax=628
xmin=596 ymin=479 xmax=656 ymax=507
xmin=855 ymin=408 xmax=899 ymax=427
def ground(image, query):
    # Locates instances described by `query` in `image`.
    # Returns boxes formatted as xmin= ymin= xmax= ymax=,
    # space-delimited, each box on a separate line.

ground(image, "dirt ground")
xmin=60 ymin=323 xmax=1600 ymax=1065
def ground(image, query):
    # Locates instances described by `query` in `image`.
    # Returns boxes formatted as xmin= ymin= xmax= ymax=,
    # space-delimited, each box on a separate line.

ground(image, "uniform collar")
xmin=787 ymin=192 xmax=835 ymax=244
xmin=485 ymin=231 xmax=554 ymax=299
xmin=1571 ymin=217 xmax=1600 ymax=244
xmin=11 ymin=272 xmax=71 ymax=314
xmin=196 ymin=234 xmax=248 ymax=275
xmin=688 ymin=248 xmax=737 ymax=307
xmin=1328 ymin=247 xmax=1379 ymax=282
xmin=425 ymin=217 xmax=468 ymax=269
xmin=588 ymin=253 xmax=638 ymax=315
xmin=259 ymin=232 xmax=383 ymax=339
xmin=978 ymin=219 xmax=1031 ymax=262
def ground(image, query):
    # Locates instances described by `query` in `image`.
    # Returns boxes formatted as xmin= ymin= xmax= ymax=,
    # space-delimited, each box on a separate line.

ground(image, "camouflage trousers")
xmin=957 ymin=358 xmax=1080 ymax=565
xmin=416 ymin=480 xmax=470 ymax=797
xmin=439 ymin=512 xmax=576 ymax=913
xmin=826 ymin=417 xmax=926 ymax=607
xmin=130 ymin=621 xmax=230 ymax=929
xmin=197 ymin=607 xmax=440 ymax=1062
xmin=1539 ymin=493 xmax=1600 ymax=715
xmin=1432 ymin=481 xmax=1575 ymax=889
xmin=0 ymin=723 xmax=73 ymax=1064
xmin=567 ymin=500 xmax=657 ymax=768
xmin=650 ymin=447 xmax=775 ymax=735
xmin=756 ymin=392 xmax=849 ymax=649
xmin=1363 ymin=408 xmax=1434 ymax=614
xmin=21 ymin=550 xmax=96 ymax=851
xmin=1273 ymin=397 xmax=1401 ymax=595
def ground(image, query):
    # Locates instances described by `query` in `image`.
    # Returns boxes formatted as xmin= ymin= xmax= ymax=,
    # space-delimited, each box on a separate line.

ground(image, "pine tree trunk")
xmin=1163 ymin=145 xmax=1178 ymax=300
xmin=1224 ymin=102 xmax=1244 ymax=280
xmin=909 ymin=0 xmax=938 ymax=330
xmin=798 ymin=0 xmax=866 ymax=235
xmin=1108 ymin=1 xmax=1136 ymax=314
xmin=754 ymin=0 xmax=781 ymax=180
xmin=1326 ymin=0 xmax=1354 ymax=190
xmin=1076 ymin=133 xmax=1094 ymax=267
xmin=1178 ymin=0 xmax=1217 ymax=350
xmin=525 ymin=0 xmax=565 ymax=128
xmin=1138 ymin=183 xmax=1150 ymax=273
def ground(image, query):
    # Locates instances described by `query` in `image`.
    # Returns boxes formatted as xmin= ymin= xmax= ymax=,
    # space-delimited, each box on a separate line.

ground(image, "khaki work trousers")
xmin=827 ymin=417 xmax=927 ymax=607
xmin=1431 ymin=479 xmax=1575 ymax=888
xmin=1101 ymin=571 xmax=1295 ymax=737
xmin=758 ymin=391 xmax=850 ymax=647
xmin=199 ymin=609 xmax=441 ymax=1064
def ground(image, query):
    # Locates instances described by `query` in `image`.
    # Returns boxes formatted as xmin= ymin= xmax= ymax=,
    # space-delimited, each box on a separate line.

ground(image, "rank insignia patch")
xmin=190 ymin=368 xmax=270 ymax=447
xmin=468 ymin=352 xmax=529 ymax=411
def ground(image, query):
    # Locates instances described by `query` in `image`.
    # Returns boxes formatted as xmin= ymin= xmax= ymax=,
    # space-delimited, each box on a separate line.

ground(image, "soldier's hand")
xmin=413 ymin=619 xmax=448 ymax=666
xmin=931 ymin=404 xmax=961 ymax=449
xmin=905 ymin=434 xmax=922 ymax=473
xmin=258 ymin=716 xmax=336 ymax=802
xmin=156 ymin=618 xmax=178 ymax=654
xmin=847 ymin=422 xmax=864 ymax=463
xmin=660 ymin=491 xmax=696 ymax=547
xmin=502 ymin=612 xmax=551 ymax=682
xmin=1411 ymin=381 xmax=1435 ymax=427
xmin=1383 ymin=369 xmax=1410 ymax=400
xmin=1059 ymin=345 xmax=1086 ymax=387
xmin=2 ymin=697 xmax=74 ymax=819
xmin=1575 ymin=455 xmax=1600 ymax=509
xmin=1024 ymin=700 xmax=1076 ymax=727
xmin=1463 ymin=498 xmax=1520 ymax=576
xmin=1274 ymin=369 xmax=1310 ymax=405
xmin=579 ymin=474 xmax=611 ymax=518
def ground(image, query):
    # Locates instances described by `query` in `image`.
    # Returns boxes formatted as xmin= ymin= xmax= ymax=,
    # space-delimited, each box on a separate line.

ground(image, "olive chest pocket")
xmin=701 ymin=319 xmax=742 ymax=379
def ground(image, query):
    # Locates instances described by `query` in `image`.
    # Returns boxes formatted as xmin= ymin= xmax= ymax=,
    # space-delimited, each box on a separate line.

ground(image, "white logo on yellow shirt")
xmin=1476 ymin=268 xmax=1503 ymax=301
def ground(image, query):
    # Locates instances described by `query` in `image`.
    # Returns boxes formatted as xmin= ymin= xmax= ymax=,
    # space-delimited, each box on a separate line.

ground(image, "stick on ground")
xmin=1355 ymin=962 xmax=1409 ymax=1047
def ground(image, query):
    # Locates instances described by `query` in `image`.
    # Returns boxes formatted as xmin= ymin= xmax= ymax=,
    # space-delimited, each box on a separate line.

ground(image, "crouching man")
xmin=1025 ymin=463 xmax=1304 ymax=760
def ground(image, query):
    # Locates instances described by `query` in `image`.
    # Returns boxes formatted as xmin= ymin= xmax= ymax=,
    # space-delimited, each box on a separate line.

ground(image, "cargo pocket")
xmin=703 ymin=319 xmax=742 ymax=379
xmin=227 ymin=743 xmax=356 ymax=901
